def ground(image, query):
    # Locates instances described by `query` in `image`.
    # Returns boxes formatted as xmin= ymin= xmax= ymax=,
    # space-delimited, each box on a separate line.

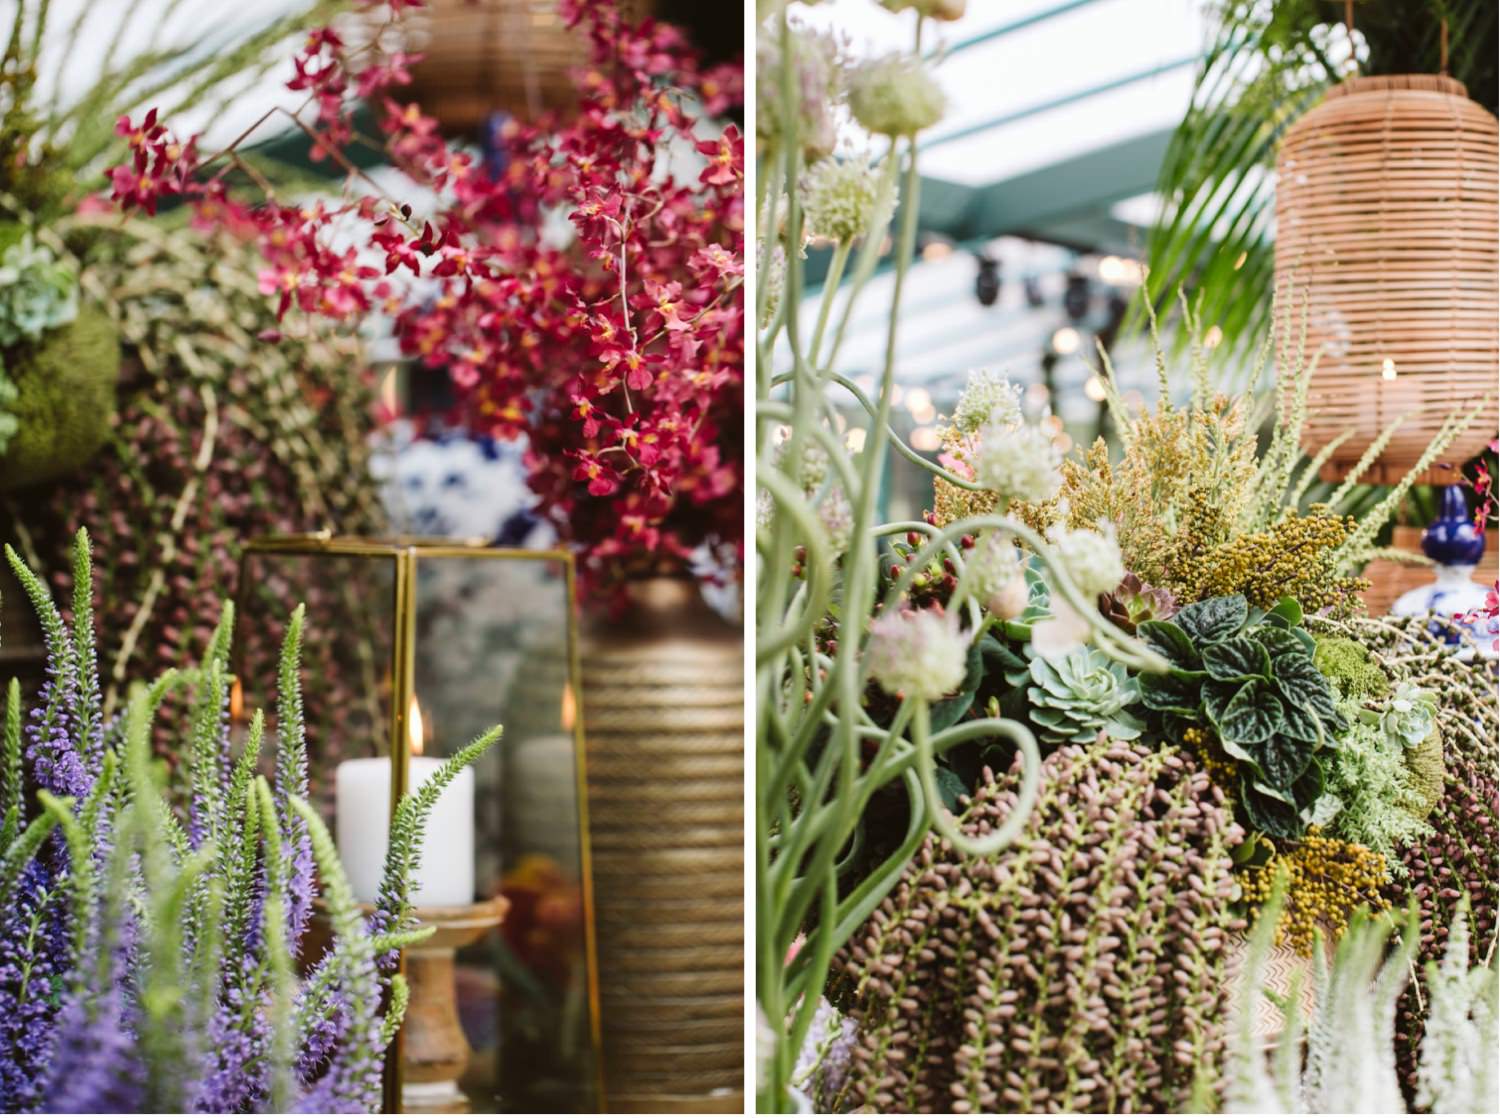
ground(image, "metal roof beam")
xmin=939 ymin=0 xmax=1110 ymax=57
xmin=925 ymin=55 xmax=1198 ymax=150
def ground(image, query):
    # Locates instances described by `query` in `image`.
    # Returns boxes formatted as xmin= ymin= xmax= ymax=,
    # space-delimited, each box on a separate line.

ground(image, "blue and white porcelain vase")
xmin=1392 ymin=484 xmax=1497 ymax=657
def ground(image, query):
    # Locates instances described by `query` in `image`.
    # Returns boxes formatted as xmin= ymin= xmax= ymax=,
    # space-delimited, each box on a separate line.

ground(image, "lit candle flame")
xmin=229 ymin=677 xmax=244 ymax=723
xmin=561 ymin=684 xmax=576 ymax=732
xmin=408 ymin=696 xmax=425 ymax=756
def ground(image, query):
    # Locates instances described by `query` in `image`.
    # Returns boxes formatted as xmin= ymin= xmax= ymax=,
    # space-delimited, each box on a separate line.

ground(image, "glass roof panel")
xmin=793 ymin=0 xmax=1205 ymax=185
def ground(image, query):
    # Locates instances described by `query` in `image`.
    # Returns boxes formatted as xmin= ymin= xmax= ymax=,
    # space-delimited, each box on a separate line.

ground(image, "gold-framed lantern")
xmin=1275 ymin=74 xmax=1499 ymax=484
xmin=233 ymin=535 xmax=602 ymax=1114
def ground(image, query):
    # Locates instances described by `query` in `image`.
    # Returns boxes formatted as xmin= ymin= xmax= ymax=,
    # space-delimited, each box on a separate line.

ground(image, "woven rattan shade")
xmin=393 ymin=0 xmax=653 ymax=132
xmin=1275 ymin=74 xmax=1499 ymax=485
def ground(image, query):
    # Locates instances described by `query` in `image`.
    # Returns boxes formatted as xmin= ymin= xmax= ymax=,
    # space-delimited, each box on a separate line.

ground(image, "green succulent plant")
xmin=1026 ymin=645 xmax=1144 ymax=746
xmin=0 ymin=231 xmax=78 ymax=347
xmin=1130 ymin=593 xmax=1345 ymax=840
xmin=1381 ymin=682 xmax=1438 ymax=751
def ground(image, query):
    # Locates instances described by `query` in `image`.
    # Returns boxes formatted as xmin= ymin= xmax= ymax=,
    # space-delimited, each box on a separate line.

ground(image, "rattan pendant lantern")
xmin=393 ymin=0 xmax=653 ymax=133
xmin=1275 ymin=73 xmax=1499 ymax=484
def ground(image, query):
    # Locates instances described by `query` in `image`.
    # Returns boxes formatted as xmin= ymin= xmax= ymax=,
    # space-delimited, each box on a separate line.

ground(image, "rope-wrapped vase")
xmin=1275 ymin=75 xmax=1499 ymax=483
xmin=580 ymin=577 xmax=743 ymax=1111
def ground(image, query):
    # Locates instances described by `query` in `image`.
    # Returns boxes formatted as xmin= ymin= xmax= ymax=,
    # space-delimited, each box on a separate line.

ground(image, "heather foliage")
xmin=0 ymin=529 xmax=496 ymax=1113
xmin=1224 ymin=886 xmax=1498 ymax=1114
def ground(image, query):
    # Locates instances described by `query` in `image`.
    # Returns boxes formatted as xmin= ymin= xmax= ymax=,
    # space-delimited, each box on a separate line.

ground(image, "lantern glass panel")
xmin=410 ymin=551 xmax=596 ymax=1113
xmin=234 ymin=540 xmax=599 ymax=1114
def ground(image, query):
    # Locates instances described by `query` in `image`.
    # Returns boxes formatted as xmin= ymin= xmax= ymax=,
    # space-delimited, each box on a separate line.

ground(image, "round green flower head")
xmin=801 ymin=158 xmax=881 ymax=244
xmin=848 ymin=55 xmax=946 ymax=137
xmin=951 ymin=369 xmax=1022 ymax=435
xmin=1026 ymin=646 xmax=1144 ymax=746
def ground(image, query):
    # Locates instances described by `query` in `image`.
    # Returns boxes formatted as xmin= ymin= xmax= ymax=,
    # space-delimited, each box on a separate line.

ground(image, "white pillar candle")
xmin=335 ymin=756 xmax=475 ymax=907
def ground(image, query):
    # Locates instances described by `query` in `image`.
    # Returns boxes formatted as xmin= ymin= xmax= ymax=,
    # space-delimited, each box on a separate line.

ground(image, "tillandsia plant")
xmin=0 ymin=529 xmax=497 ymax=1112
xmin=754 ymin=2 xmax=1165 ymax=1110
xmin=100 ymin=0 xmax=745 ymax=596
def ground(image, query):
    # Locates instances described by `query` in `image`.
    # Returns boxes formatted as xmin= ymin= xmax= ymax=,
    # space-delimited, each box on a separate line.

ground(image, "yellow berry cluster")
xmin=1183 ymin=510 xmax=1367 ymax=611
xmin=1238 ymin=828 xmax=1389 ymax=953
xmin=1181 ymin=724 xmax=1237 ymax=794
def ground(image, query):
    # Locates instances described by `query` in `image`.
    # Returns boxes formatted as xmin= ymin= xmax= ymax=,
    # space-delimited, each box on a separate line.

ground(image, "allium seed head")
xmin=973 ymin=423 xmax=1062 ymax=504
xmin=848 ymin=55 xmax=947 ymax=137
xmin=865 ymin=608 xmax=967 ymax=701
xmin=1048 ymin=521 xmax=1126 ymax=599
xmin=801 ymin=158 xmax=882 ymax=244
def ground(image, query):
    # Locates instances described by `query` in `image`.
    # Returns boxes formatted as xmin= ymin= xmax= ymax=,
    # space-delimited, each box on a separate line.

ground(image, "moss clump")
xmin=1405 ymin=723 xmax=1445 ymax=821
xmin=0 ymin=303 xmax=119 ymax=492
xmin=1314 ymin=634 xmax=1391 ymax=701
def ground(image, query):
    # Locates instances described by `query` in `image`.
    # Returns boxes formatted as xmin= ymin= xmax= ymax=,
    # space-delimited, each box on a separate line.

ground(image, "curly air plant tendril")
xmin=754 ymin=8 xmax=1165 ymax=1110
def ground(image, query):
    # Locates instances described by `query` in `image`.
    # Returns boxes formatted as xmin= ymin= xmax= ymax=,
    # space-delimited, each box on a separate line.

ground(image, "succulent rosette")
xmin=1025 ymin=645 xmax=1145 ymax=746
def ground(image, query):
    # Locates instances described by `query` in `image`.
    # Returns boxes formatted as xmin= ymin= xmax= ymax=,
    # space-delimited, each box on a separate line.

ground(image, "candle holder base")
xmin=398 ymin=897 xmax=509 ymax=1115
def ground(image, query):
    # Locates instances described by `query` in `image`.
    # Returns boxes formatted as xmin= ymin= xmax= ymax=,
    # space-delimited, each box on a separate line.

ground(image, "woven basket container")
xmin=579 ymin=577 xmax=743 ymax=1111
xmin=1275 ymin=75 xmax=1499 ymax=484
xmin=390 ymin=0 xmax=653 ymax=132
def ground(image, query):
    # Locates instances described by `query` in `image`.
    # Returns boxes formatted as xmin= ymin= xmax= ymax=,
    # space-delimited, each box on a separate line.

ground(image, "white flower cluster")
xmin=757 ymin=24 xmax=843 ymax=160
xmin=865 ymin=607 xmax=967 ymax=701
xmin=951 ymin=369 xmax=1023 ymax=434
xmin=760 ymin=244 xmax=786 ymax=330
xmin=1048 ymin=522 xmax=1125 ymax=599
xmin=801 ymin=158 xmax=881 ymax=244
xmin=973 ymin=423 xmax=1062 ymax=504
xmin=848 ymin=55 xmax=946 ymax=137
xmin=965 ymin=531 xmax=1024 ymax=604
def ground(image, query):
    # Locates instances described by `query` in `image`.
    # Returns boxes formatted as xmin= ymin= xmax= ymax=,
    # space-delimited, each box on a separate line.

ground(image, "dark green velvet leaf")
xmin=1175 ymin=594 xmax=1248 ymax=646
xmin=1292 ymin=754 xmax=1325 ymax=808
xmin=1136 ymin=620 xmax=1200 ymax=669
xmin=1272 ymin=654 xmax=1339 ymax=722
xmin=1218 ymin=681 xmax=1283 ymax=744
xmin=1202 ymin=636 xmax=1271 ymax=682
xmin=1137 ymin=671 xmax=1200 ymax=714
xmin=1278 ymin=699 xmax=1324 ymax=744
xmin=1254 ymin=627 xmax=1306 ymax=662
xmin=1241 ymin=777 xmax=1304 ymax=840
xmin=1246 ymin=732 xmax=1314 ymax=790
xmin=1202 ymin=680 xmax=1241 ymax=725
